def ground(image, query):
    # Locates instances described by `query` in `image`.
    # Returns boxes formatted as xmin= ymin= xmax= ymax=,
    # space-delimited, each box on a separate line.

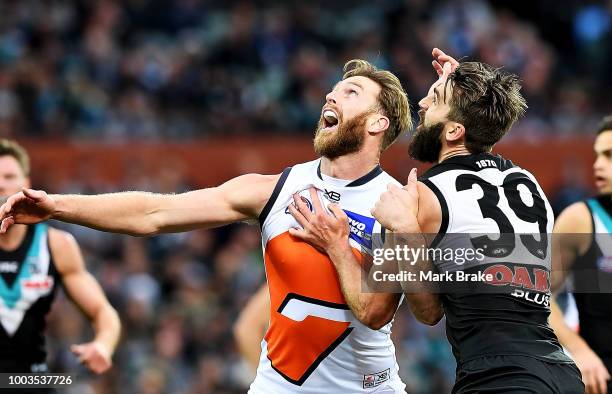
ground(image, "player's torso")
xmin=251 ymin=159 xmax=405 ymax=393
xmin=420 ymin=153 xmax=571 ymax=364
xmin=0 ymin=223 xmax=59 ymax=371
xmin=573 ymin=196 xmax=612 ymax=364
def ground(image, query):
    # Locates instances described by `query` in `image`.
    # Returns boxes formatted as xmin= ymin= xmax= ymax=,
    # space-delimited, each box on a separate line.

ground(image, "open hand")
xmin=71 ymin=341 xmax=112 ymax=374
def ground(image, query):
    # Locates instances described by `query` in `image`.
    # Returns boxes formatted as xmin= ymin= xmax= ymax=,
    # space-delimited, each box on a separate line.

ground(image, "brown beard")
xmin=408 ymin=121 xmax=444 ymax=163
xmin=313 ymin=111 xmax=371 ymax=159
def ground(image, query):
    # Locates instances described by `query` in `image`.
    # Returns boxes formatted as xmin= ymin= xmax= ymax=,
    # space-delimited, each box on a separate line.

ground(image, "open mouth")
xmin=322 ymin=109 xmax=339 ymax=130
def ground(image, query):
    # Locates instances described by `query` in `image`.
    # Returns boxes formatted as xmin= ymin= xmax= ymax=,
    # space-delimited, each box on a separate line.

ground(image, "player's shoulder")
xmin=379 ymin=170 xmax=402 ymax=187
xmin=555 ymin=201 xmax=592 ymax=234
xmin=47 ymin=227 xmax=80 ymax=256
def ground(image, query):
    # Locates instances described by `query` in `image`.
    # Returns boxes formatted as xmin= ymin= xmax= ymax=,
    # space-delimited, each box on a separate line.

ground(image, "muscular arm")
xmin=371 ymin=177 xmax=445 ymax=326
xmin=550 ymin=202 xmax=591 ymax=292
xmin=50 ymin=228 xmax=121 ymax=373
xmin=394 ymin=181 xmax=444 ymax=326
xmin=325 ymin=242 xmax=402 ymax=330
xmin=289 ymin=190 xmax=401 ymax=330
xmin=2 ymin=174 xmax=279 ymax=236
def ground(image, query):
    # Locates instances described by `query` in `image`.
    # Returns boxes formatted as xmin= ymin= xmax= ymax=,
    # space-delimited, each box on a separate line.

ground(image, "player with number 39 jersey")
xmin=419 ymin=153 xmax=575 ymax=369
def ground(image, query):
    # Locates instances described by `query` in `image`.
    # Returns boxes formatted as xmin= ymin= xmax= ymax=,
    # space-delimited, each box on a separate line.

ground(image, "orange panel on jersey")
xmin=263 ymin=231 xmax=362 ymax=385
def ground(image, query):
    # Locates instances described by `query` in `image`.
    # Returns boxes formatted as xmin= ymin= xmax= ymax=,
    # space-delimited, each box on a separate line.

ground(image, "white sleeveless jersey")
xmin=249 ymin=159 xmax=406 ymax=394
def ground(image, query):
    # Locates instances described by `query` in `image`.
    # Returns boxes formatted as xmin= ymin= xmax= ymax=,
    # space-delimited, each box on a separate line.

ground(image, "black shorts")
xmin=453 ymin=355 xmax=584 ymax=394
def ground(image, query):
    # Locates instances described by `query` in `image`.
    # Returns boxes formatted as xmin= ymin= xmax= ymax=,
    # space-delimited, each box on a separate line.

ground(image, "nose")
xmin=594 ymin=156 xmax=603 ymax=171
xmin=326 ymin=91 xmax=337 ymax=105
xmin=418 ymin=96 xmax=429 ymax=110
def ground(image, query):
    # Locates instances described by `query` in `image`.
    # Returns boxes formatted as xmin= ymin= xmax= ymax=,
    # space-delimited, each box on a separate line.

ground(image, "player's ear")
xmin=24 ymin=177 xmax=31 ymax=189
xmin=368 ymin=115 xmax=389 ymax=135
xmin=445 ymin=122 xmax=465 ymax=143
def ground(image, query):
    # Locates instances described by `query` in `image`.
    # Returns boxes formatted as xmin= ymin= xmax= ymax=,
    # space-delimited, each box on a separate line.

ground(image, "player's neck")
xmin=0 ymin=224 xmax=28 ymax=252
xmin=320 ymin=151 xmax=380 ymax=181
xmin=438 ymin=146 xmax=471 ymax=163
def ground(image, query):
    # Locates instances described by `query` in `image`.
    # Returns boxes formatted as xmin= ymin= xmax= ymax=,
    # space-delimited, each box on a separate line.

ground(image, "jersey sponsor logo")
xmin=22 ymin=277 xmax=54 ymax=290
xmin=0 ymin=261 xmax=18 ymax=273
xmin=509 ymin=288 xmax=550 ymax=306
xmin=483 ymin=264 xmax=550 ymax=292
xmin=323 ymin=189 xmax=341 ymax=202
xmin=363 ymin=368 xmax=390 ymax=389
xmin=284 ymin=196 xmax=313 ymax=215
xmin=344 ymin=210 xmax=374 ymax=250
xmin=482 ymin=263 xmax=551 ymax=306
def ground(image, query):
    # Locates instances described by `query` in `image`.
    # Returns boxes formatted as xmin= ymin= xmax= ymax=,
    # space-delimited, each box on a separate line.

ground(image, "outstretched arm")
xmin=50 ymin=228 xmax=121 ymax=374
xmin=0 ymin=173 xmax=279 ymax=236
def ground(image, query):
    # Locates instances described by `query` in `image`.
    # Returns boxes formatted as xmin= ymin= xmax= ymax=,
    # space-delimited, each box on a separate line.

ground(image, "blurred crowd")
xmin=0 ymin=0 xmax=609 ymax=141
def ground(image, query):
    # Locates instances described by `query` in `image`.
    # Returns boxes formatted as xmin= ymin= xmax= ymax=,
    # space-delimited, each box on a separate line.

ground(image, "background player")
xmin=0 ymin=140 xmax=121 ymax=375
xmin=233 ymin=284 xmax=269 ymax=372
xmin=0 ymin=60 xmax=412 ymax=393
xmin=289 ymin=49 xmax=585 ymax=393
xmin=550 ymin=116 xmax=612 ymax=394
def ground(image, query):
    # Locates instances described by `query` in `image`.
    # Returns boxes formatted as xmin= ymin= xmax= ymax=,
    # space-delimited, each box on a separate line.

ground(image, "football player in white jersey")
xmin=0 ymin=60 xmax=420 ymax=393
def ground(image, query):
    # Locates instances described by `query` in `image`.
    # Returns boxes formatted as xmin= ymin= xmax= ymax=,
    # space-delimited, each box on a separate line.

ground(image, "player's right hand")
xmin=0 ymin=188 xmax=55 ymax=233
xmin=573 ymin=345 xmax=610 ymax=394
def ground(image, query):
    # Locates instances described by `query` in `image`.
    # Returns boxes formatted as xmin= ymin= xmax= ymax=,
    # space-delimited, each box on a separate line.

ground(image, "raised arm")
xmin=0 ymin=173 xmax=279 ymax=236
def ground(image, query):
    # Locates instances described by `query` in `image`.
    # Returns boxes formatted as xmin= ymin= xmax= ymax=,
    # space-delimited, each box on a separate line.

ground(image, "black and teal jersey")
xmin=0 ymin=224 xmax=60 ymax=372
xmin=572 ymin=196 xmax=612 ymax=372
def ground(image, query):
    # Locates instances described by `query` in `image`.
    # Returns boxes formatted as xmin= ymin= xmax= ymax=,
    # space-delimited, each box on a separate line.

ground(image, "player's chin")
xmin=595 ymin=183 xmax=612 ymax=195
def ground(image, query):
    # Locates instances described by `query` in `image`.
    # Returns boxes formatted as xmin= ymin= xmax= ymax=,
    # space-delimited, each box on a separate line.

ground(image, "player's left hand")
xmin=288 ymin=187 xmax=349 ymax=254
xmin=71 ymin=341 xmax=112 ymax=374
xmin=372 ymin=168 xmax=421 ymax=233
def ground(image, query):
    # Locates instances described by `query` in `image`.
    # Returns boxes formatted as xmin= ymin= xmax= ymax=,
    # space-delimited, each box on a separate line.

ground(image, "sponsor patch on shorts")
xmin=363 ymin=368 xmax=390 ymax=389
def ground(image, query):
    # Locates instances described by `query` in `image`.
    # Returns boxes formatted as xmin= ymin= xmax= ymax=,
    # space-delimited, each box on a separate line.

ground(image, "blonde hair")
xmin=0 ymin=139 xmax=30 ymax=176
xmin=343 ymin=60 xmax=412 ymax=150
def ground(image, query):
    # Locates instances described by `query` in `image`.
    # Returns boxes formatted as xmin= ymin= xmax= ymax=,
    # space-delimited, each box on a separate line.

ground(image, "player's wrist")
xmin=92 ymin=340 xmax=113 ymax=360
xmin=49 ymin=194 xmax=64 ymax=219
xmin=326 ymin=240 xmax=352 ymax=261
xmin=392 ymin=220 xmax=422 ymax=234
